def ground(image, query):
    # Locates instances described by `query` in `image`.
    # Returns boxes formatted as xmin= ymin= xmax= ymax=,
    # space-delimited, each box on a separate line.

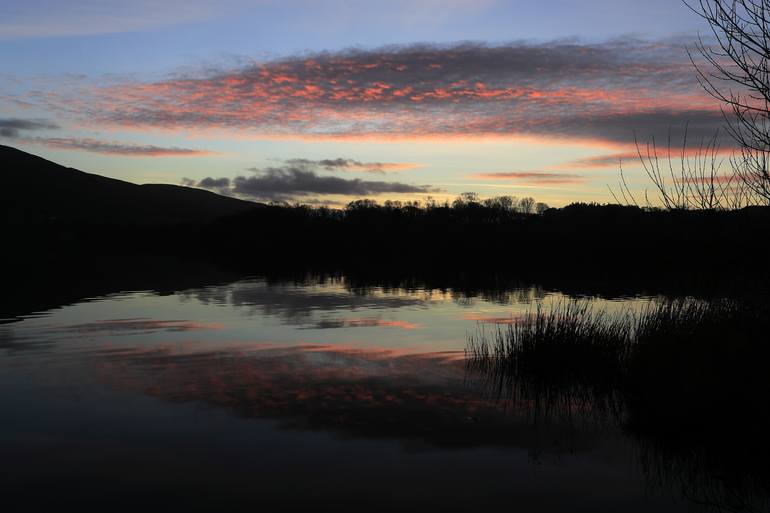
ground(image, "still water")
xmin=0 ymin=276 xmax=748 ymax=511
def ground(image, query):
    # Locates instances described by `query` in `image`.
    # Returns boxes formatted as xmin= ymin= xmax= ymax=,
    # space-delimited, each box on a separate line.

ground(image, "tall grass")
xmin=466 ymin=301 xmax=633 ymax=420
xmin=466 ymin=298 xmax=770 ymax=427
xmin=466 ymin=297 xmax=770 ymax=507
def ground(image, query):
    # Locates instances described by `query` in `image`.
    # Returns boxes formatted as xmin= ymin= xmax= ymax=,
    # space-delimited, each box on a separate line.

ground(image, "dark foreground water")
xmin=1 ymin=274 xmax=764 ymax=512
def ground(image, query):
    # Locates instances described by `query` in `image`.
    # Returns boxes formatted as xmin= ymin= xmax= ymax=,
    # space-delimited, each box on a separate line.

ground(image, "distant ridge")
xmin=1 ymin=145 xmax=260 ymax=225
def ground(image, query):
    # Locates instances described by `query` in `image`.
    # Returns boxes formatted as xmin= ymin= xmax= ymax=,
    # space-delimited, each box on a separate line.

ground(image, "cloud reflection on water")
xmin=90 ymin=342 xmax=603 ymax=451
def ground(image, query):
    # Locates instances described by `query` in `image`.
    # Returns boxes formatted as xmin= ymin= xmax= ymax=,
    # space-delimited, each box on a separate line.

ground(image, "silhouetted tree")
xmin=535 ymin=202 xmax=550 ymax=215
xmin=452 ymin=192 xmax=480 ymax=208
xmin=383 ymin=200 xmax=403 ymax=209
xmin=423 ymin=196 xmax=439 ymax=209
xmin=519 ymin=196 xmax=535 ymax=214
xmin=483 ymin=195 xmax=516 ymax=211
xmin=687 ymin=0 xmax=770 ymax=202
xmin=346 ymin=198 xmax=378 ymax=211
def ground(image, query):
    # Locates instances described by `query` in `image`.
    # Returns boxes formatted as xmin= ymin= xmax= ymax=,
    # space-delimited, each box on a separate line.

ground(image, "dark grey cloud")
xmin=51 ymin=319 xmax=222 ymax=336
xmin=305 ymin=318 xmax=419 ymax=330
xmin=283 ymin=158 xmax=415 ymax=174
xmin=547 ymin=109 xmax=729 ymax=146
xmin=199 ymin=176 xmax=230 ymax=188
xmin=24 ymin=137 xmax=213 ymax=156
xmin=316 ymin=158 xmax=373 ymax=170
xmin=194 ymin=164 xmax=437 ymax=202
xmin=0 ymin=118 xmax=58 ymax=138
xmin=233 ymin=168 xmax=435 ymax=200
xmin=183 ymin=279 xmax=424 ymax=326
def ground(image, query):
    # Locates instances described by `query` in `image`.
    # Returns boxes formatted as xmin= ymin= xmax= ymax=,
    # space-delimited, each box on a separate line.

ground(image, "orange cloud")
xmin=462 ymin=313 xmax=526 ymax=324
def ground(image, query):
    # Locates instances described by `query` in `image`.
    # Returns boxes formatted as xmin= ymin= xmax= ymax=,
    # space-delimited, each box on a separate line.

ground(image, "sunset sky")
xmin=0 ymin=0 xmax=727 ymax=207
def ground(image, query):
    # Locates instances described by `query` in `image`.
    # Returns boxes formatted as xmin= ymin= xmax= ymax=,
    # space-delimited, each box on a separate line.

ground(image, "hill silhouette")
xmin=1 ymin=145 xmax=260 ymax=226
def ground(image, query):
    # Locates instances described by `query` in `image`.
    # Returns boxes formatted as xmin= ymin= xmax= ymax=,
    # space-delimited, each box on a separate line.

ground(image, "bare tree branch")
xmin=685 ymin=0 xmax=770 ymax=203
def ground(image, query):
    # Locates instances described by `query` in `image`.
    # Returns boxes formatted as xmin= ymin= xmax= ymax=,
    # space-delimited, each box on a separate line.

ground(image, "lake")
xmin=1 ymin=273 xmax=764 ymax=512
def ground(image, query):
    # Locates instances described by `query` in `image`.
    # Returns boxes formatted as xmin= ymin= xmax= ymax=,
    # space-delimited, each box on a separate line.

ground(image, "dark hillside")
xmin=1 ymin=145 xmax=260 ymax=226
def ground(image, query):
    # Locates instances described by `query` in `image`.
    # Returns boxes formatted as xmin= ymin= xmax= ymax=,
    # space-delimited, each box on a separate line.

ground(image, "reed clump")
xmin=467 ymin=297 xmax=770 ymax=503
xmin=466 ymin=301 xmax=633 ymax=419
xmin=466 ymin=298 xmax=770 ymax=433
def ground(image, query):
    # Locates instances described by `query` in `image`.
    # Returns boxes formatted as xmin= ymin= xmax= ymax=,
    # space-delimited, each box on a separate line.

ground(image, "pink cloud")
xmin=471 ymin=171 xmax=587 ymax=185
xmin=27 ymin=41 xmax=728 ymax=147
xmin=566 ymin=152 xmax=641 ymax=168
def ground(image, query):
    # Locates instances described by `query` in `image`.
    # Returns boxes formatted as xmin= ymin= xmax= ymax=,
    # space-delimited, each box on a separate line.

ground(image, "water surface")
xmin=0 ymin=275 xmax=747 ymax=512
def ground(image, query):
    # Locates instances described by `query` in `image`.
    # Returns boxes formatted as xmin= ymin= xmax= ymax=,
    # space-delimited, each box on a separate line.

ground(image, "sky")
xmin=0 ymin=0 xmax=727 ymax=207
